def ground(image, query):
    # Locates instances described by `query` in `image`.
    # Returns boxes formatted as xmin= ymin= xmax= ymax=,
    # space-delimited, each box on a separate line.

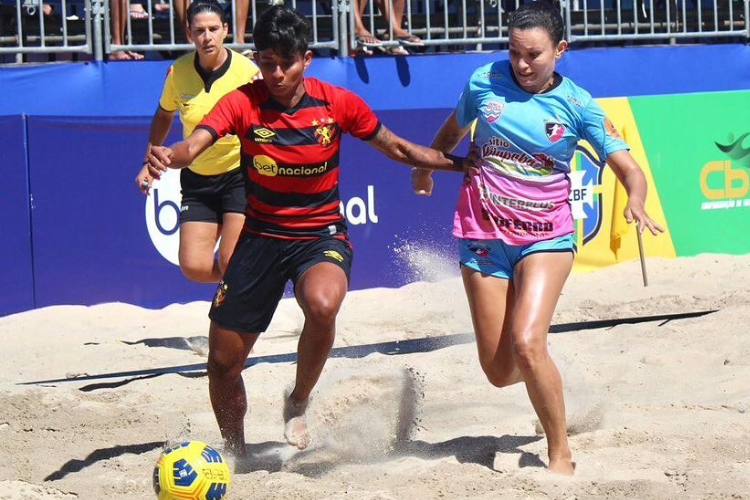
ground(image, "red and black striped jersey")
xmin=197 ymin=77 xmax=381 ymax=240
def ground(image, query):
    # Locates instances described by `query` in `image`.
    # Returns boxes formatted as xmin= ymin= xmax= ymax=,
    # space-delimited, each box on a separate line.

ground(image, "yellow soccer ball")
xmin=153 ymin=441 xmax=231 ymax=500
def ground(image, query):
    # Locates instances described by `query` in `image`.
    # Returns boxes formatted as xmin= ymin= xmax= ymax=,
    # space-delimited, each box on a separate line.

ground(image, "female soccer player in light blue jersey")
xmin=413 ymin=0 xmax=664 ymax=475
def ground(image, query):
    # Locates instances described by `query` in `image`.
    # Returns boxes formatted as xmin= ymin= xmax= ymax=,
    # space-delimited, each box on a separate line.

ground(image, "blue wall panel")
xmin=22 ymin=111 xmax=465 ymax=309
xmin=3 ymin=45 xmax=750 ymax=117
xmin=26 ymin=116 xmax=215 ymax=309
xmin=340 ymin=108 xmax=465 ymax=290
xmin=2 ymin=45 xmax=749 ymax=313
xmin=0 ymin=116 xmax=34 ymax=316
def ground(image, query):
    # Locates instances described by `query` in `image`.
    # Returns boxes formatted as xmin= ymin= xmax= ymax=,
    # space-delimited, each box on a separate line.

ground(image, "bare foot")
xmin=109 ymin=50 xmax=132 ymax=61
xmin=283 ymin=396 xmax=310 ymax=450
xmin=548 ymin=456 xmax=576 ymax=475
xmin=109 ymin=50 xmax=144 ymax=61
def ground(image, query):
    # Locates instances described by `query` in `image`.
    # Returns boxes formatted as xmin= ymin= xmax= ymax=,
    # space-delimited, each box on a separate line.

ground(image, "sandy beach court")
xmin=1 ymin=254 xmax=749 ymax=500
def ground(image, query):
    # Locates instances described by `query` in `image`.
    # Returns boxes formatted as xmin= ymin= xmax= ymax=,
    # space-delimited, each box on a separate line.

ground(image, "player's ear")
xmin=555 ymin=40 xmax=568 ymax=59
xmin=303 ymin=50 xmax=313 ymax=70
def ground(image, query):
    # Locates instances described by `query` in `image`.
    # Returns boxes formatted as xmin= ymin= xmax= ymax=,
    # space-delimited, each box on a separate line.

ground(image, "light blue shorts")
xmin=459 ymin=234 xmax=576 ymax=280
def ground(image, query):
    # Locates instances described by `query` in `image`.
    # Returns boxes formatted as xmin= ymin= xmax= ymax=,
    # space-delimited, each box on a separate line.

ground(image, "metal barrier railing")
xmin=104 ymin=0 xmax=341 ymax=56
xmin=0 ymin=0 xmax=747 ymax=62
xmin=564 ymin=0 xmax=750 ymax=42
xmin=0 ymin=0 xmax=92 ymax=61
xmin=353 ymin=0 xmax=749 ymax=51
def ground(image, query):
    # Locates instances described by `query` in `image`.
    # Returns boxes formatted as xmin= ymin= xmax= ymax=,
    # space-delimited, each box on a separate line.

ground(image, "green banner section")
xmin=629 ymin=91 xmax=750 ymax=256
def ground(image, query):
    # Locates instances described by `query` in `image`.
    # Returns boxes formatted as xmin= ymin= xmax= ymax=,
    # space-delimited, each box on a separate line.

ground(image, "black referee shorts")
xmin=179 ymin=168 xmax=246 ymax=224
xmin=209 ymin=232 xmax=353 ymax=334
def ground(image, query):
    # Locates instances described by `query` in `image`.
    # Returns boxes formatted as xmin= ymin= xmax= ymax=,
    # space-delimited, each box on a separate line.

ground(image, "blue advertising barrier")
xmin=2 ymin=44 xmax=750 ymax=315
xmin=0 ymin=116 xmax=34 ymax=315
xmin=21 ymin=111 xmax=464 ymax=313
xmin=340 ymin=108 xmax=465 ymax=289
xmin=25 ymin=116 xmax=216 ymax=309
xmin=2 ymin=45 xmax=750 ymax=117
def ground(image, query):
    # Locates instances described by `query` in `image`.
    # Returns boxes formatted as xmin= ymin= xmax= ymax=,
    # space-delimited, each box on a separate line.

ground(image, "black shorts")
xmin=179 ymin=168 xmax=246 ymax=224
xmin=208 ymin=232 xmax=354 ymax=334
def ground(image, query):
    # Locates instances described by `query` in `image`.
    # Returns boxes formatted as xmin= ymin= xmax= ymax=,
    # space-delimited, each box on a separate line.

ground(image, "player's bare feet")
xmin=283 ymin=396 xmax=310 ymax=450
xmin=548 ymin=456 xmax=575 ymax=475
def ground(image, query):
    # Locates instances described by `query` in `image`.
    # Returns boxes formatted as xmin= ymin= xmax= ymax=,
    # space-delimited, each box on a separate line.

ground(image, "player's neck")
xmin=198 ymin=47 xmax=228 ymax=73
xmin=276 ymin=79 xmax=307 ymax=109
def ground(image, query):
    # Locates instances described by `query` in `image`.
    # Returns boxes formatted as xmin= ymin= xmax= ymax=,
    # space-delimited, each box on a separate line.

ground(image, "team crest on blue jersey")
xmin=545 ymin=122 xmax=566 ymax=143
xmin=483 ymin=101 xmax=505 ymax=123
xmin=604 ymin=118 xmax=623 ymax=140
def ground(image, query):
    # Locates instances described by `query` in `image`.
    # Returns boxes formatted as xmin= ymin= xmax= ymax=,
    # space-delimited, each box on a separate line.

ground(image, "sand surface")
xmin=1 ymin=254 xmax=749 ymax=500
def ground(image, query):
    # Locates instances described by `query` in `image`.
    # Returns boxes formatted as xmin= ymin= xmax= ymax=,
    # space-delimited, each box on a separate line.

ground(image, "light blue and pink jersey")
xmin=453 ymin=60 xmax=629 ymax=245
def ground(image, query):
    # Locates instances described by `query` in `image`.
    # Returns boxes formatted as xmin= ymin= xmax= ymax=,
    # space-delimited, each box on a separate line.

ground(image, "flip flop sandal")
xmin=397 ymin=34 xmax=424 ymax=47
xmin=355 ymin=34 xmax=383 ymax=49
xmin=129 ymin=7 xmax=149 ymax=20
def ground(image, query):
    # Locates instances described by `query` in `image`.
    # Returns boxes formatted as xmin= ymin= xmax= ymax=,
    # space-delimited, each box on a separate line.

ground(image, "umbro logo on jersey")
xmin=253 ymin=127 xmax=276 ymax=143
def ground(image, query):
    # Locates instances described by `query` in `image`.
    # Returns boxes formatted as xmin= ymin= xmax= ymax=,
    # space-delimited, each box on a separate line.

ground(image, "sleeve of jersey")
xmin=158 ymin=66 xmax=178 ymax=112
xmin=339 ymin=91 xmax=381 ymax=141
xmin=196 ymin=91 xmax=240 ymax=141
xmin=580 ymin=98 xmax=629 ymax=159
xmin=454 ymin=80 xmax=477 ymax=129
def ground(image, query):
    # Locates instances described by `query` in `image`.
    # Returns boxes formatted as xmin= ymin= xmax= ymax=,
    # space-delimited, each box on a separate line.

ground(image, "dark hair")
xmin=508 ymin=1 xmax=565 ymax=45
xmin=187 ymin=0 xmax=227 ymax=26
xmin=253 ymin=5 xmax=310 ymax=59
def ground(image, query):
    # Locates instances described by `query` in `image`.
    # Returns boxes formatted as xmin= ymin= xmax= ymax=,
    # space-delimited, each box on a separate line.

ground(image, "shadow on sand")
xmin=235 ymin=434 xmax=544 ymax=477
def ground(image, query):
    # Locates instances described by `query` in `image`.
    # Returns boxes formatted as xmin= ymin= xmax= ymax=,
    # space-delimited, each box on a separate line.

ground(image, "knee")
xmin=302 ymin=295 xmax=341 ymax=329
xmin=512 ymin=333 xmax=548 ymax=372
xmin=180 ymin=261 xmax=215 ymax=283
xmin=479 ymin=359 xmax=517 ymax=388
xmin=207 ymin=349 xmax=245 ymax=381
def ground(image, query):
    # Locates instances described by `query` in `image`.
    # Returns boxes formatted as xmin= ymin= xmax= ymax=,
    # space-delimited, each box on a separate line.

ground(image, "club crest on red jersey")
xmin=313 ymin=117 xmax=338 ymax=147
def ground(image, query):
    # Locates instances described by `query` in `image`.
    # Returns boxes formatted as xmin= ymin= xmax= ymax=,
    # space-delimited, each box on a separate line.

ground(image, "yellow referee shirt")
xmin=159 ymin=49 xmax=259 ymax=176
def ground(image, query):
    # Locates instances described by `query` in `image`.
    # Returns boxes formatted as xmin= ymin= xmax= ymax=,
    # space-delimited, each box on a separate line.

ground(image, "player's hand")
xmin=624 ymin=202 xmax=665 ymax=236
xmin=145 ymin=145 xmax=173 ymax=180
xmin=464 ymin=142 xmax=481 ymax=184
xmin=412 ymin=167 xmax=434 ymax=196
xmin=135 ymin=164 xmax=152 ymax=195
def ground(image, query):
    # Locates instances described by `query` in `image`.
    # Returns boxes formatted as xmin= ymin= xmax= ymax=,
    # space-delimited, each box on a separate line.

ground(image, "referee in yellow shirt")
xmin=136 ymin=0 xmax=259 ymax=283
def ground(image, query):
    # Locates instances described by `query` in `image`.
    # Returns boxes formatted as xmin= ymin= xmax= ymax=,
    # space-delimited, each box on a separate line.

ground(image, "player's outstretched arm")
xmin=606 ymin=150 xmax=665 ymax=236
xmin=144 ymin=128 xmax=216 ymax=180
xmin=368 ymin=124 xmax=465 ymax=174
xmin=137 ymin=107 xmax=176 ymax=195
xmin=411 ymin=111 xmax=472 ymax=196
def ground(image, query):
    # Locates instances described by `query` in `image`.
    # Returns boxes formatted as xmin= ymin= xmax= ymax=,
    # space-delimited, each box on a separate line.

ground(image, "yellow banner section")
xmin=572 ymin=98 xmax=676 ymax=273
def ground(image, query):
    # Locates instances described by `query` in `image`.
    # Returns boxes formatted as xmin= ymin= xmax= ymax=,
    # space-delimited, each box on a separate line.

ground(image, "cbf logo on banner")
xmin=145 ymin=169 xmax=182 ymax=265
xmin=569 ymin=144 xmax=605 ymax=245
